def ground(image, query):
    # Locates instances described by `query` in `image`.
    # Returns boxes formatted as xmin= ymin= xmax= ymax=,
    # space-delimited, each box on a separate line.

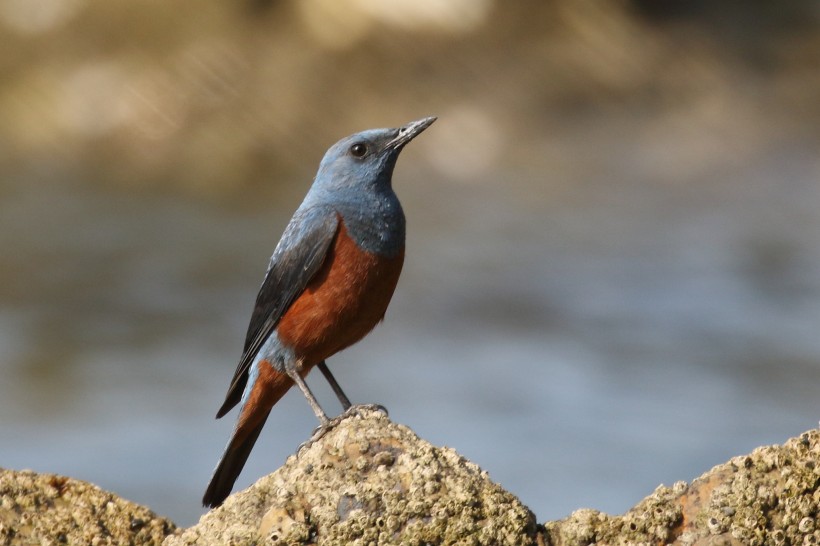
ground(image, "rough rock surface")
xmin=0 ymin=468 xmax=176 ymax=546
xmin=4 ymin=413 xmax=819 ymax=546
xmin=168 ymin=408 xmax=539 ymax=546
xmin=543 ymin=428 xmax=820 ymax=546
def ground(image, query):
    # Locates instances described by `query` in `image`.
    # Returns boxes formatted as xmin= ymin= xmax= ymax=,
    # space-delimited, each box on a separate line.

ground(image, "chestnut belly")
xmin=275 ymin=221 xmax=404 ymax=366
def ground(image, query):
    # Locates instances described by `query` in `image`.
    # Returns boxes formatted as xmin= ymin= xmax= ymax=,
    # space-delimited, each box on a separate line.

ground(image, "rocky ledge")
xmin=2 ymin=409 xmax=819 ymax=545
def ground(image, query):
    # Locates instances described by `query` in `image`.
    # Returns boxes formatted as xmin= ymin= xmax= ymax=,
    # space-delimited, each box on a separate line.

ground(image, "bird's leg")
xmin=316 ymin=360 xmax=389 ymax=417
xmin=284 ymin=364 xmax=330 ymax=426
xmin=315 ymin=361 xmax=389 ymax=418
xmin=316 ymin=360 xmax=352 ymax=410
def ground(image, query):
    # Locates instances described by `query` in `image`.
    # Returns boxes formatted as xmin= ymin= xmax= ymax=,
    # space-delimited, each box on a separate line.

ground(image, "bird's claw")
xmin=343 ymin=403 xmax=388 ymax=418
xmin=296 ymin=404 xmax=389 ymax=453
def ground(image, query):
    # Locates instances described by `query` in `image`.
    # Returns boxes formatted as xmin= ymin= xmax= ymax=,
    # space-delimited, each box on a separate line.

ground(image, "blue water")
xmin=1 ymin=137 xmax=819 ymax=527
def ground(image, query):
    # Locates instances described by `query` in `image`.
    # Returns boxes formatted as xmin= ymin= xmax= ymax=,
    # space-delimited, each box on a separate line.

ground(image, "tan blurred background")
xmin=2 ymin=0 xmax=820 ymax=526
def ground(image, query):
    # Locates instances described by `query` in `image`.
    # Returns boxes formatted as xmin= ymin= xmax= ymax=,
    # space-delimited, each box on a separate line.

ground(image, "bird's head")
xmin=312 ymin=116 xmax=436 ymax=194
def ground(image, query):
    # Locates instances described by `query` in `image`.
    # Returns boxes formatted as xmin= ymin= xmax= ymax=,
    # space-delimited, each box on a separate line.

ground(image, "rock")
xmin=169 ymin=408 xmax=539 ymax=546
xmin=4 ymin=412 xmax=818 ymax=546
xmin=0 ymin=468 xmax=176 ymax=546
xmin=543 ymin=429 xmax=820 ymax=546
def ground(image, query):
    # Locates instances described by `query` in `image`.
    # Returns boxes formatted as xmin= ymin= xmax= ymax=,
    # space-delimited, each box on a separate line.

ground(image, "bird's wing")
xmin=216 ymin=207 xmax=339 ymax=418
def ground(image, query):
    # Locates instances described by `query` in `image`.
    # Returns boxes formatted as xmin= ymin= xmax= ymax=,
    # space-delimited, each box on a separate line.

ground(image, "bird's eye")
xmin=350 ymin=143 xmax=367 ymax=158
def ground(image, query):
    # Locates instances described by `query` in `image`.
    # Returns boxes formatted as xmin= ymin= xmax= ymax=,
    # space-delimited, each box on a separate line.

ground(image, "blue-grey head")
xmin=302 ymin=116 xmax=435 ymax=255
xmin=311 ymin=116 xmax=436 ymax=196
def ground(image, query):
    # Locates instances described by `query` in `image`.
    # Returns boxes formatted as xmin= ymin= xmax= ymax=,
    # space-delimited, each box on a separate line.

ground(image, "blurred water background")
xmin=2 ymin=0 xmax=820 ymax=527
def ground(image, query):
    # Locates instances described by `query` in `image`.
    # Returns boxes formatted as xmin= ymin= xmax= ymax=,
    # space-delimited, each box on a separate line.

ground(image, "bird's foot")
xmin=296 ymin=404 xmax=389 ymax=453
xmin=342 ymin=403 xmax=389 ymax=418
xmin=298 ymin=423 xmax=332 ymax=452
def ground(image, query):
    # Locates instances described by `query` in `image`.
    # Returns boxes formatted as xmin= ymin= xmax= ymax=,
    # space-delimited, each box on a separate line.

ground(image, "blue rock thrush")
xmin=203 ymin=116 xmax=436 ymax=507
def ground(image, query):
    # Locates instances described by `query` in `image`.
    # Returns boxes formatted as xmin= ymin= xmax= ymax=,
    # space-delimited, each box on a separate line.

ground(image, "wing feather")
xmin=215 ymin=207 xmax=339 ymax=418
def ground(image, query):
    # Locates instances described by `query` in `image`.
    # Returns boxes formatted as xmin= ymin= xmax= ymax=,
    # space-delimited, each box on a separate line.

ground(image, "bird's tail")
xmin=202 ymin=364 xmax=293 ymax=508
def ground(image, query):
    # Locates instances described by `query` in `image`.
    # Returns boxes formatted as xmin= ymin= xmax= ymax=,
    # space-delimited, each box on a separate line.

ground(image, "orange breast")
xmin=275 ymin=220 xmax=404 ymax=366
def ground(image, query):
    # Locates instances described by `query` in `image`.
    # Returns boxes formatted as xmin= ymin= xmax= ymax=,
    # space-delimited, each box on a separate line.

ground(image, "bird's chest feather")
xmin=333 ymin=193 xmax=405 ymax=257
xmin=275 ymin=221 xmax=404 ymax=363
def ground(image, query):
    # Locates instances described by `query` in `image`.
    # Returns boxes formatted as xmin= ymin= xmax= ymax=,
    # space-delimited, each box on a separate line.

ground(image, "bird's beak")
xmin=386 ymin=116 xmax=437 ymax=150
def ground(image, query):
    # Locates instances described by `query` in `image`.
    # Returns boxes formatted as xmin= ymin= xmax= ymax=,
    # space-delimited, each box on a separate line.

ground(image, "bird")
xmin=202 ymin=116 xmax=436 ymax=508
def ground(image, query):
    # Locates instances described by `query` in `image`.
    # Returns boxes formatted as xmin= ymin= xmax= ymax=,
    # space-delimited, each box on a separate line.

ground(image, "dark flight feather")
xmin=215 ymin=208 xmax=339 ymax=418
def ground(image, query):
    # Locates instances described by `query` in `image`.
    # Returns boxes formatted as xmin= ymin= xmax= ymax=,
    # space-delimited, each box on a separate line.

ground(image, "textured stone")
xmin=169 ymin=408 xmax=538 ymax=546
xmin=6 ymin=415 xmax=819 ymax=546
xmin=543 ymin=429 xmax=820 ymax=546
xmin=0 ymin=468 xmax=176 ymax=546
